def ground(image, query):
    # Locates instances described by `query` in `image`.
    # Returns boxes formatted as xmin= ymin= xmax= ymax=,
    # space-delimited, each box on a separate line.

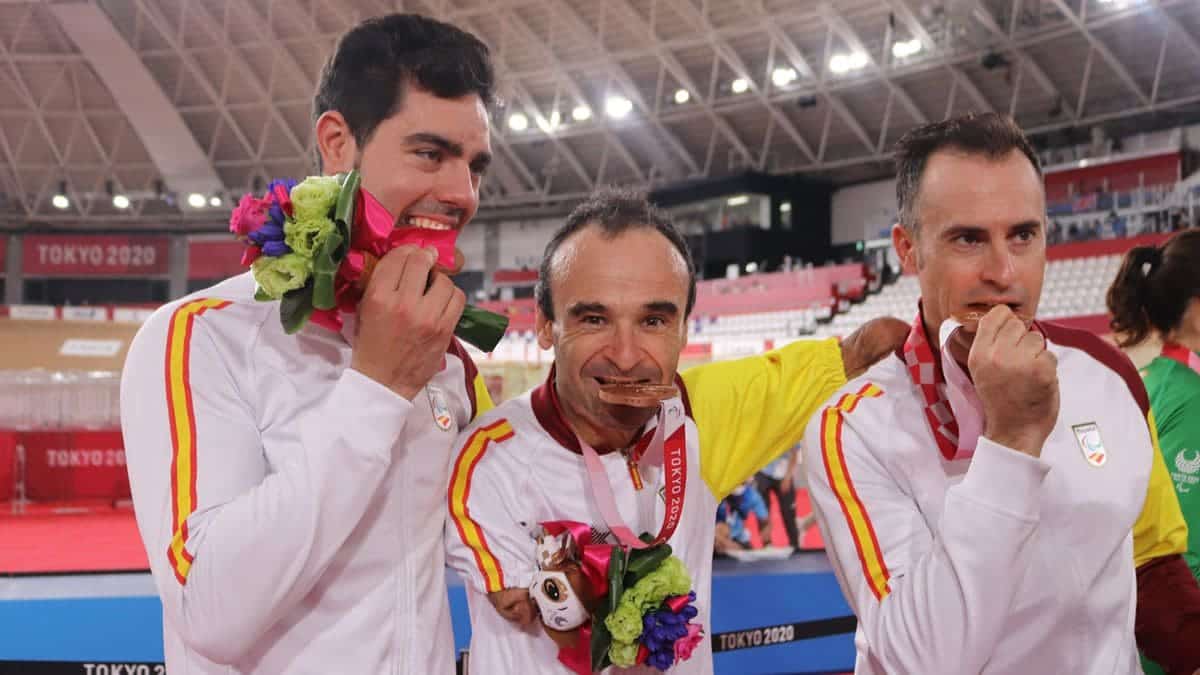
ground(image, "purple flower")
xmin=262 ymin=240 xmax=291 ymax=257
xmin=649 ymin=650 xmax=675 ymax=671
xmin=681 ymin=605 xmax=698 ymax=621
xmin=643 ymin=614 xmax=657 ymax=633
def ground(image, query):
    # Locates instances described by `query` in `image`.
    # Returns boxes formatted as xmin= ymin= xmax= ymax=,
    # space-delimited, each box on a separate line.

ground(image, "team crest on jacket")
xmin=1072 ymin=423 xmax=1107 ymax=467
xmin=427 ymin=385 xmax=453 ymax=432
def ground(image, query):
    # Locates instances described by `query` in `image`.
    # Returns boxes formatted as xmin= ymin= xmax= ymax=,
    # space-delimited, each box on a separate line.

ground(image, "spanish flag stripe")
xmin=448 ymin=420 xmax=514 ymax=593
xmin=820 ymin=384 xmax=889 ymax=600
xmin=164 ymin=299 xmax=230 ymax=584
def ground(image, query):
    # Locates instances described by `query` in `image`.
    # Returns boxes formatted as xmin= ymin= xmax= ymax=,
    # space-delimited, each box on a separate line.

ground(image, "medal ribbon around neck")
xmin=578 ymin=397 xmax=687 ymax=550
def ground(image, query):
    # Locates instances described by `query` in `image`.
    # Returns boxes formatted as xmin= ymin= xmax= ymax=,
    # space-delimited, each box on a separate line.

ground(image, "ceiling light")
xmin=605 ymin=95 xmax=633 ymax=119
xmin=572 ymin=105 xmax=592 ymax=121
xmin=731 ymin=78 xmax=750 ymax=94
xmin=830 ymin=52 xmax=869 ymax=74
xmin=187 ymin=192 xmax=207 ymax=208
xmin=209 ymin=195 xmax=222 ymax=207
xmin=772 ymin=67 xmax=798 ymax=87
xmin=892 ymin=39 xmax=923 ymax=59
xmin=508 ymin=112 xmax=529 ymax=132
xmin=112 ymin=194 xmax=131 ymax=209
xmin=780 ymin=201 xmax=792 ymax=213
xmin=727 ymin=195 xmax=749 ymax=206
xmin=674 ymin=88 xmax=691 ymax=104
xmin=52 ymin=194 xmax=70 ymax=210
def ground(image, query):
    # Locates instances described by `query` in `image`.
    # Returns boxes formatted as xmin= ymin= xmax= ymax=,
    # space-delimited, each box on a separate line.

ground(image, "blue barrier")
xmin=0 ymin=554 xmax=856 ymax=674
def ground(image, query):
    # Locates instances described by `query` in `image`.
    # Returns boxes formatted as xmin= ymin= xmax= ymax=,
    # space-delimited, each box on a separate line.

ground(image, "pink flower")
xmin=230 ymin=194 xmax=269 ymax=237
xmin=674 ymin=624 xmax=703 ymax=662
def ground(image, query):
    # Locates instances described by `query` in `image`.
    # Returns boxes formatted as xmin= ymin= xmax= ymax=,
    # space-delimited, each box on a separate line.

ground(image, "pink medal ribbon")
xmin=578 ymin=397 xmax=687 ymax=550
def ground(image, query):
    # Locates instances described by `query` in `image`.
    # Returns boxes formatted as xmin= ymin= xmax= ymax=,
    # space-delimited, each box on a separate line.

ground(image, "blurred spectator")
xmin=755 ymin=448 xmax=800 ymax=548
xmin=1048 ymin=220 xmax=1064 ymax=245
xmin=714 ymin=479 xmax=768 ymax=553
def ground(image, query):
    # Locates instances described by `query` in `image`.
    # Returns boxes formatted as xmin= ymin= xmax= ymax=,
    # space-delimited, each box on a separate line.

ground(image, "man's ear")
xmin=892 ymin=223 xmax=919 ymax=275
xmin=315 ymin=110 xmax=357 ymax=175
xmin=535 ymin=306 xmax=554 ymax=350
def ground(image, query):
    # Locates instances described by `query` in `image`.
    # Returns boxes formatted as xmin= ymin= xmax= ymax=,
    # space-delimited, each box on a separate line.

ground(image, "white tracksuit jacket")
xmin=804 ymin=321 xmax=1187 ymax=675
xmin=121 ymin=272 xmax=491 ymax=674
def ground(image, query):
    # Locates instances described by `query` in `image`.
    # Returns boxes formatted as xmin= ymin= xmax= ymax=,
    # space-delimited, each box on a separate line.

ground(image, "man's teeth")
xmin=406 ymin=216 xmax=453 ymax=230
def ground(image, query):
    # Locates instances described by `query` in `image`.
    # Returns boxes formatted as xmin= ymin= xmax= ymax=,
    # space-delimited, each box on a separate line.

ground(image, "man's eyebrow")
xmin=404 ymin=132 xmax=463 ymax=157
xmin=567 ymin=302 xmax=607 ymax=317
xmin=644 ymin=301 xmax=679 ymax=316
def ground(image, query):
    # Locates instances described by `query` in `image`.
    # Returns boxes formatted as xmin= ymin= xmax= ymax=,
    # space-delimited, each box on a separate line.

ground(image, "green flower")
xmin=284 ymin=214 xmax=336 ymax=259
xmin=604 ymin=602 xmax=644 ymax=644
xmin=252 ymin=253 xmax=311 ymax=299
xmin=289 ymin=175 xmax=341 ymax=221
xmin=608 ymin=639 xmax=640 ymax=667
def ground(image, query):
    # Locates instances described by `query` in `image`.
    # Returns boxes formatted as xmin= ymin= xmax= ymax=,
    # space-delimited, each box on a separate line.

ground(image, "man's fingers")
xmin=365 ymin=245 xmax=420 ymax=294
xmin=973 ymin=305 xmax=1017 ymax=346
xmin=394 ymin=247 xmax=439 ymax=300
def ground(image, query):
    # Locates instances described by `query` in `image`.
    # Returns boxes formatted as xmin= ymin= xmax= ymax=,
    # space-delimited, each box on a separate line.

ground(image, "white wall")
xmin=496 ymin=218 xmax=559 ymax=270
xmin=831 ymin=179 xmax=896 ymax=245
xmin=458 ymin=225 xmax=485 ymax=271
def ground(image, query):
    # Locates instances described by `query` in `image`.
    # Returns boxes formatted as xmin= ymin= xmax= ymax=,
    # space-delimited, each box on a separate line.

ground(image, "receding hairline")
xmin=543 ymin=220 xmax=691 ymax=295
xmin=904 ymin=146 xmax=1044 ymax=232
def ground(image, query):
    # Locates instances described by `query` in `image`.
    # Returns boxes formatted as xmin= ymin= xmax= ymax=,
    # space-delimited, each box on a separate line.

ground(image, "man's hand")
xmin=840 ymin=317 xmax=910 ymax=379
xmin=969 ymin=305 xmax=1059 ymax=458
xmin=489 ymin=588 xmax=538 ymax=627
xmin=351 ymin=245 xmax=466 ymax=401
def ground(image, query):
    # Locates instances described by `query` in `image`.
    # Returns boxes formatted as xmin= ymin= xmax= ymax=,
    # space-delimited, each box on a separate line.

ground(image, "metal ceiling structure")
xmin=0 ymin=0 xmax=1197 ymax=228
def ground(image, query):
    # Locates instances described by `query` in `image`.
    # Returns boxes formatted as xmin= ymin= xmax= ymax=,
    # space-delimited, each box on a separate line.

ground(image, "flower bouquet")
xmin=228 ymin=170 xmax=508 ymax=351
xmin=529 ymin=522 xmax=704 ymax=673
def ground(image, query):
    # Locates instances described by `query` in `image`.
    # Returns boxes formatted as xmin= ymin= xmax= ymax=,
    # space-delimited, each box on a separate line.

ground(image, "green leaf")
xmin=254 ymin=286 xmax=273 ymax=302
xmin=625 ymin=543 xmax=672 ymax=585
xmin=279 ymin=280 xmax=315 ymax=334
xmin=590 ymin=615 xmax=613 ymax=673
xmin=454 ymin=305 xmax=510 ymax=352
xmin=606 ymin=545 xmax=627 ymax=616
xmin=310 ymin=227 xmax=344 ymax=311
xmin=334 ymin=170 xmax=360 ymax=237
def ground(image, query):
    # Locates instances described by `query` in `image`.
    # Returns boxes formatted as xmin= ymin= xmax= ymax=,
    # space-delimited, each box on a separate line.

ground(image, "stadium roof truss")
xmin=0 ymin=0 xmax=1197 ymax=226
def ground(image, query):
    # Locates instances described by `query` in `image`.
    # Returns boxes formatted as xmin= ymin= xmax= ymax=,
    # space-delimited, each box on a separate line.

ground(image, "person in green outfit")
xmin=1110 ymin=229 xmax=1200 ymax=675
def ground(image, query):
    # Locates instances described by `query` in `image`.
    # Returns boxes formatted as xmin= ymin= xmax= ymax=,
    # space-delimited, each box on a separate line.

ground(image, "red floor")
xmin=0 ymin=503 xmax=148 ymax=574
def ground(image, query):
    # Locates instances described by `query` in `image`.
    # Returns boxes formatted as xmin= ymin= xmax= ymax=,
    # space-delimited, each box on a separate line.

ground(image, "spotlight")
xmin=187 ymin=192 xmax=207 ymax=208
xmin=731 ymin=78 xmax=750 ymax=94
xmin=112 ymin=194 xmax=131 ymax=209
xmin=674 ymin=89 xmax=691 ymax=104
xmin=52 ymin=180 xmax=69 ymax=210
xmin=830 ymin=52 xmax=869 ymax=74
xmin=892 ymin=39 xmax=922 ymax=59
xmin=572 ymin=105 xmax=592 ymax=121
xmin=209 ymin=195 xmax=223 ymax=207
xmin=727 ymin=195 xmax=749 ymax=206
xmin=605 ymin=95 xmax=633 ymax=119
xmin=508 ymin=113 xmax=529 ymax=132
xmin=771 ymin=67 xmax=798 ymax=87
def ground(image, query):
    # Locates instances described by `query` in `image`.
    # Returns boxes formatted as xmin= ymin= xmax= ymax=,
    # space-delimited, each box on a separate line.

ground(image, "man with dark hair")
xmin=445 ymin=187 xmax=907 ymax=673
xmin=123 ymin=14 xmax=495 ymax=674
xmin=804 ymin=112 xmax=1200 ymax=674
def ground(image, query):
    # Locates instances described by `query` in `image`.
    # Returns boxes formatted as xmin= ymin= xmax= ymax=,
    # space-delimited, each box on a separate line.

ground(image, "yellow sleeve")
xmin=472 ymin=372 xmax=495 ymax=421
xmin=1133 ymin=409 xmax=1189 ymax=568
xmin=682 ymin=337 xmax=847 ymax=500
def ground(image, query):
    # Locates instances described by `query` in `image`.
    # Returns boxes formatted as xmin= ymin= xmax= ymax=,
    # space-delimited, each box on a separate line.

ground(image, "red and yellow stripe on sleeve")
xmin=819 ymin=383 xmax=889 ymax=601
xmin=448 ymin=419 xmax=515 ymax=593
xmin=164 ymin=298 xmax=231 ymax=585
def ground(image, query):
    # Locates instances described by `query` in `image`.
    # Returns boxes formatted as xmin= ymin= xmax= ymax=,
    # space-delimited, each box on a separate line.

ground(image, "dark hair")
xmin=893 ymin=112 xmax=1042 ymax=230
xmin=535 ymin=187 xmax=697 ymax=321
xmin=313 ymin=14 xmax=494 ymax=154
xmin=1107 ymin=230 xmax=1200 ymax=347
